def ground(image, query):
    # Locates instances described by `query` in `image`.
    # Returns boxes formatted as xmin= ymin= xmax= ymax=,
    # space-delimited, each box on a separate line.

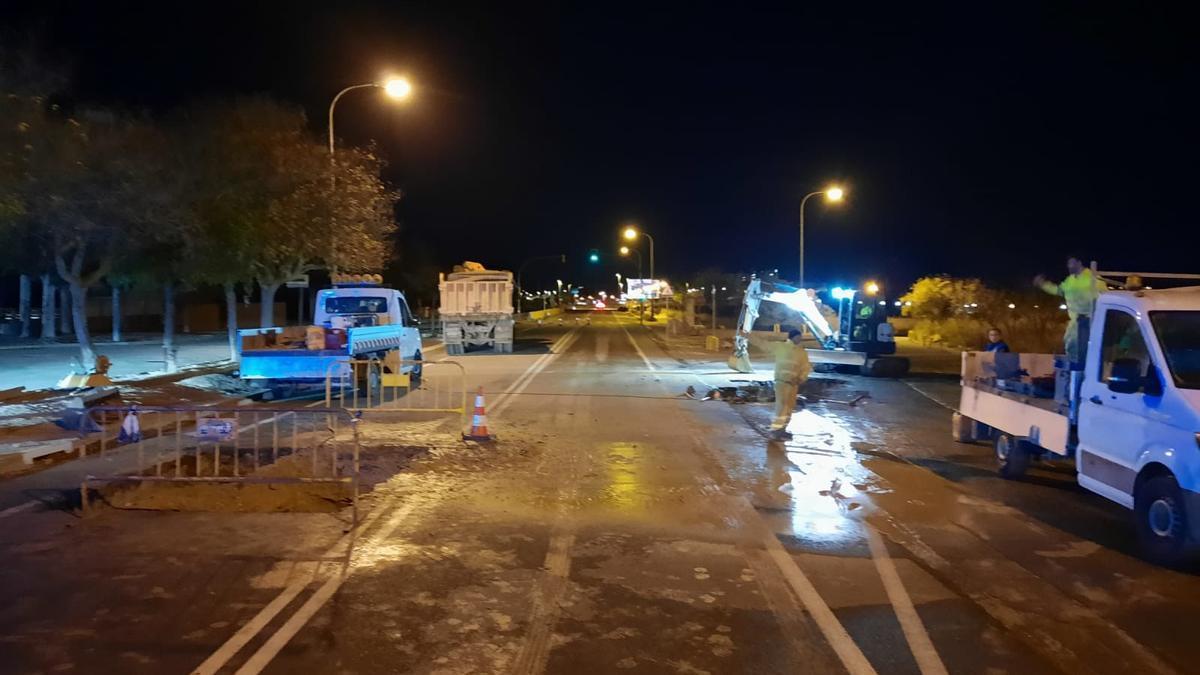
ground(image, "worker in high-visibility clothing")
xmin=1035 ymin=255 xmax=1107 ymax=370
xmin=770 ymin=328 xmax=812 ymax=440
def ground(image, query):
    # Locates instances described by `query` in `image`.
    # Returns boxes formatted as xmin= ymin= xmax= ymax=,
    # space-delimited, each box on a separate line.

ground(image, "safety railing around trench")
xmin=79 ymin=406 xmax=362 ymax=524
xmin=325 ymin=358 xmax=468 ymax=426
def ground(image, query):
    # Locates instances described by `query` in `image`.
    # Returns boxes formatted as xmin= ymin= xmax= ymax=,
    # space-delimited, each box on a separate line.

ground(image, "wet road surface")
xmin=0 ymin=312 xmax=1197 ymax=673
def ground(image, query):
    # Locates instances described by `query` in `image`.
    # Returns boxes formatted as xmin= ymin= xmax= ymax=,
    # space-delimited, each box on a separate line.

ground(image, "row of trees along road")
xmin=0 ymin=54 xmax=398 ymax=371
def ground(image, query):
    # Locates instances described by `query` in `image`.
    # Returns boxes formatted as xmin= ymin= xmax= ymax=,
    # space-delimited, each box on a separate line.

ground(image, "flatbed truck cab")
xmin=954 ymin=282 xmax=1200 ymax=564
xmin=237 ymin=276 xmax=422 ymax=391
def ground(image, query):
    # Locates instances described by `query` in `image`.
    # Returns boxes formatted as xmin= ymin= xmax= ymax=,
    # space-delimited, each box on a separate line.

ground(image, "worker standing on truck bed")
xmin=770 ymin=328 xmax=812 ymax=440
xmin=1034 ymin=255 xmax=1106 ymax=369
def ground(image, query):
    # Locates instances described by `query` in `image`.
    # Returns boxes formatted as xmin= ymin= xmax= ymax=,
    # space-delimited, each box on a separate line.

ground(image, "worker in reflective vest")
xmin=1035 ymin=255 xmax=1106 ymax=370
xmin=770 ymin=328 xmax=812 ymax=440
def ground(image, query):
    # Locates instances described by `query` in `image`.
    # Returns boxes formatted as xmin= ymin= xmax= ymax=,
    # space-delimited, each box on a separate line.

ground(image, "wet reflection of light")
xmin=606 ymin=442 xmax=644 ymax=510
xmin=779 ymin=409 xmax=873 ymax=540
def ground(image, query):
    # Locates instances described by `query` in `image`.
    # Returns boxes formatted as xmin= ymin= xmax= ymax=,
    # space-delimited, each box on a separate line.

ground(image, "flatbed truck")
xmin=953 ymin=277 xmax=1200 ymax=563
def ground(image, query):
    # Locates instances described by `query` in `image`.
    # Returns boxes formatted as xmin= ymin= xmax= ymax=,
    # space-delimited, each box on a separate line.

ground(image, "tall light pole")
xmin=798 ymin=185 xmax=845 ymax=289
xmin=328 ymin=76 xmax=413 ymax=155
xmin=326 ymin=77 xmax=412 ymax=277
xmin=622 ymin=226 xmax=656 ymax=318
xmin=620 ymin=245 xmax=644 ymax=326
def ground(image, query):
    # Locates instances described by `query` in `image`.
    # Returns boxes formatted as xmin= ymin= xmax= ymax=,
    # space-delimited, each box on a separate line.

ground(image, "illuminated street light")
xmin=328 ymin=75 xmax=415 ymax=155
xmin=382 ymin=76 xmax=413 ymax=100
xmin=865 ymin=281 xmax=880 ymax=296
xmin=619 ymin=225 xmax=656 ymax=319
xmin=799 ymin=184 xmax=847 ymax=288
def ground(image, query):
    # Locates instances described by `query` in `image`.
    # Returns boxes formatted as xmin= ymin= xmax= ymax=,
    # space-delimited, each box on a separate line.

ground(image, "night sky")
xmin=4 ymin=2 xmax=1196 ymax=296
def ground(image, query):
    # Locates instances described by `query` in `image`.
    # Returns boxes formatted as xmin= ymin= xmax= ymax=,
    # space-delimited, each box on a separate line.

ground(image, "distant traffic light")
xmin=588 ymin=249 xmax=600 ymax=263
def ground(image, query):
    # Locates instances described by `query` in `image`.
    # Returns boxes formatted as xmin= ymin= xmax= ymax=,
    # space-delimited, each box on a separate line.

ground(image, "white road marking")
xmin=695 ymin=465 xmax=877 ymax=675
xmin=867 ymin=528 xmax=948 ymax=675
xmin=190 ymin=564 xmax=318 ymax=675
xmin=0 ymin=500 xmax=39 ymax=519
xmin=233 ymin=501 xmax=420 ymax=675
xmin=510 ymin=531 xmax=576 ymax=675
xmin=491 ymin=330 xmax=580 ymax=418
xmin=195 ymin=331 xmax=580 ymax=673
xmin=620 ymin=325 xmax=656 ymax=371
xmin=759 ymin=527 xmax=879 ymax=675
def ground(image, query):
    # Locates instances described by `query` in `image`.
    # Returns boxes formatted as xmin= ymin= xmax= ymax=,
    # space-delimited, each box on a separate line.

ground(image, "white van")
xmin=954 ymin=281 xmax=1200 ymax=563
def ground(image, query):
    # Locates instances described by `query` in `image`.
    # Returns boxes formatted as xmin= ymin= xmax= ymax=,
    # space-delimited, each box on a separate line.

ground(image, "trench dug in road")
xmin=0 ymin=311 xmax=1198 ymax=674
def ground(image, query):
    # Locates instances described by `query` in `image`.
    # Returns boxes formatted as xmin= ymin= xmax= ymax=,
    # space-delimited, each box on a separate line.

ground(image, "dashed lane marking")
xmin=624 ymin=324 xmax=662 ymax=374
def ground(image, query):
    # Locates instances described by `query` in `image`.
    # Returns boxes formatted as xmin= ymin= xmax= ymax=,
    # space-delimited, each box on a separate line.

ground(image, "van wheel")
xmin=1135 ymin=473 xmax=1194 ymax=565
xmin=410 ymin=351 xmax=423 ymax=385
xmin=995 ymin=433 xmax=1030 ymax=479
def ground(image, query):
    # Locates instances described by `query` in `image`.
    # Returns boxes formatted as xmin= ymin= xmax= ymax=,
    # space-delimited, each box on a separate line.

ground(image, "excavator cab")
xmin=729 ymin=277 xmax=907 ymax=376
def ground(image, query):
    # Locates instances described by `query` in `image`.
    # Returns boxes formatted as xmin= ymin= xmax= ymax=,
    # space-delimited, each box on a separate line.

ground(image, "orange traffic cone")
xmin=463 ymin=387 xmax=493 ymax=441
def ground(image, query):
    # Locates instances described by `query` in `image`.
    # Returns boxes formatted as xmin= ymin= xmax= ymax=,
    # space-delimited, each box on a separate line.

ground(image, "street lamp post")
xmin=798 ymin=185 xmax=844 ymax=289
xmin=517 ymin=254 xmax=566 ymax=314
xmin=711 ymin=286 xmax=717 ymax=330
xmin=327 ymin=76 xmax=412 ymax=156
xmin=326 ymin=77 xmax=412 ymax=275
xmin=620 ymin=245 xmax=644 ymax=326
xmin=622 ymin=226 xmax=656 ymax=318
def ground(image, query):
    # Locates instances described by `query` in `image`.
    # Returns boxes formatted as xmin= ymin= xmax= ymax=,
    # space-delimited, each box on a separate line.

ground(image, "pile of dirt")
xmin=101 ymin=479 xmax=350 ymax=513
xmin=96 ymin=417 xmax=455 ymax=513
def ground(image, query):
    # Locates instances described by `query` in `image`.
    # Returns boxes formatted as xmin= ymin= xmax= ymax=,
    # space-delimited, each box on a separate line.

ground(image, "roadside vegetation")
xmin=0 ymin=47 xmax=398 ymax=369
xmin=900 ymin=275 xmax=1066 ymax=353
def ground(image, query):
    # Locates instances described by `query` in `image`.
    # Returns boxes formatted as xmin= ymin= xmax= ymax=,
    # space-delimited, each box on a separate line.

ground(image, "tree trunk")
xmin=259 ymin=281 xmax=281 ymax=328
xmin=163 ymin=281 xmax=178 ymax=373
xmin=18 ymin=274 xmax=32 ymax=338
xmin=224 ymin=281 xmax=239 ymax=361
xmin=40 ymin=273 xmax=56 ymax=341
xmin=69 ymin=282 xmax=96 ymax=368
xmin=111 ymin=285 xmax=122 ymax=342
xmin=59 ymin=286 xmax=72 ymax=336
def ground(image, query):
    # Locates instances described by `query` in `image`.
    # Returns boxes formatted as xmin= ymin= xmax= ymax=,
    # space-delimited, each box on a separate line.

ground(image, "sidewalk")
xmin=0 ymin=333 xmax=232 ymax=391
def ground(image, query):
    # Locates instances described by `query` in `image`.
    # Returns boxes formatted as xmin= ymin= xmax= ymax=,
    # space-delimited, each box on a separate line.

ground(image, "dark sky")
xmin=6 ymin=2 xmax=1197 ymax=296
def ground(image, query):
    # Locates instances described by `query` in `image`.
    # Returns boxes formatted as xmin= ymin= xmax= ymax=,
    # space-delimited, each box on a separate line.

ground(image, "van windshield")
xmin=1150 ymin=311 xmax=1200 ymax=390
xmin=325 ymin=297 xmax=388 ymax=314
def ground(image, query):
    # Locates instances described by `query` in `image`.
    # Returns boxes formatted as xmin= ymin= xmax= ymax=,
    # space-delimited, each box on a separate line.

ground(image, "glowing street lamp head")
xmin=622 ymin=226 xmax=638 ymax=241
xmin=864 ymin=281 xmax=880 ymax=295
xmin=825 ymin=186 xmax=845 ymax=202
xmin=381 ymin=77 xmax=413 ymax=100
xmin=619 ymin=246 xmax=631 ymax=255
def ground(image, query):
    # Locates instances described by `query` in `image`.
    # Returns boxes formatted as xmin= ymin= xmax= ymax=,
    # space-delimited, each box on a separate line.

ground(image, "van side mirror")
xmin=1143 ymin=365 xmax=1164 ymax=397
xmin=1108 ymin=358 xmax=1142 ymax=394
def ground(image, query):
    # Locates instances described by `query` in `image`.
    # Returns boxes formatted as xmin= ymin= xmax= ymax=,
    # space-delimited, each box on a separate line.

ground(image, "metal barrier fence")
xmin=325 ymin=358 xmax=468 ymax=424
xmin=80 ymin=405 xmax=361 ymax=523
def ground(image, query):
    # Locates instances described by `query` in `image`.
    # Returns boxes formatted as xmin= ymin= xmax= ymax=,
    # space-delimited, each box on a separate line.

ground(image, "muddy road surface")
xmin=0 ymin=312 xmax=1195 ymax=674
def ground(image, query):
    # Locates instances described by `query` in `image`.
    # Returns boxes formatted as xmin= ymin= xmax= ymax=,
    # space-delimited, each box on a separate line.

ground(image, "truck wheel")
xmin=1135 ymin=473 xmax=1195 ymax=565
xmin=995 ymin=433 xmax=1030 ymax=479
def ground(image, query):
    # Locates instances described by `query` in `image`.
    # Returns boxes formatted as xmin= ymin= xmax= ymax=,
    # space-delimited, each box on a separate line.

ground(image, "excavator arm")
xmin=728 ymin=278 xmax=836 ymax=373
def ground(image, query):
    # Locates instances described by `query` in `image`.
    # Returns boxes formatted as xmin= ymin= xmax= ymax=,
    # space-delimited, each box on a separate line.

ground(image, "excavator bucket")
xmin=728 ymin=352 xmax=754 ymax=373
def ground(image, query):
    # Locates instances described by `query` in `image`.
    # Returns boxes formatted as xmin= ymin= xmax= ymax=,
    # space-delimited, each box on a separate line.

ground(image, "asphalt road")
xmin=0 ymin=313 xmax=1197 ymax=674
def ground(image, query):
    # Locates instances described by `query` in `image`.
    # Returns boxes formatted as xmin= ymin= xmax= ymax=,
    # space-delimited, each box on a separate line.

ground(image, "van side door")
xmin=1077 ymin=307 xmax=1157 ymax=505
